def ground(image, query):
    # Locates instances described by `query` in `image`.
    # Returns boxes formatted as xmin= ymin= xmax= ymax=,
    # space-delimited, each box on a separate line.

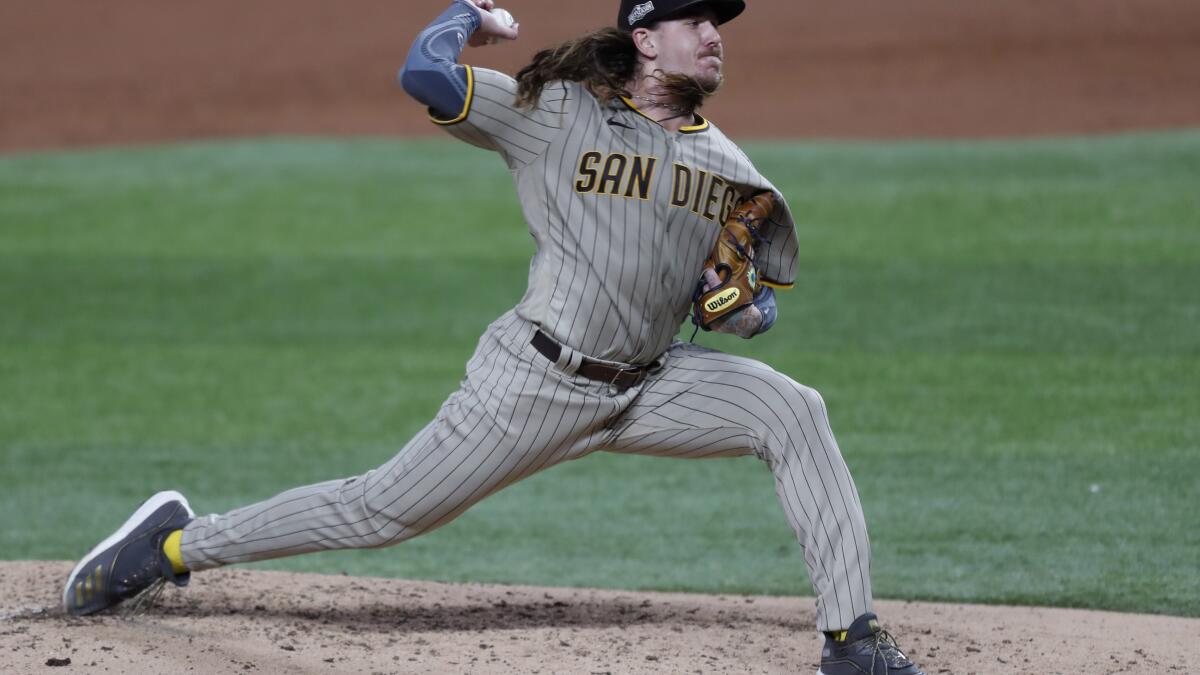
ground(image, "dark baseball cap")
xmin=617 ymin=0 xmax=746 ymax=31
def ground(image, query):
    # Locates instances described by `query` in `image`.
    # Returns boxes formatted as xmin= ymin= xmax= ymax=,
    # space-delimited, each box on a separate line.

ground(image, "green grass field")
xmin=1 ymin=132 xmax=1197 ymax=617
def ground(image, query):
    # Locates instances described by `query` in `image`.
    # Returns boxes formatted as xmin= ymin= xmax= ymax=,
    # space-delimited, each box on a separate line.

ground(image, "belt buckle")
xmin=608 ymin=365 xmax=643 ymax=392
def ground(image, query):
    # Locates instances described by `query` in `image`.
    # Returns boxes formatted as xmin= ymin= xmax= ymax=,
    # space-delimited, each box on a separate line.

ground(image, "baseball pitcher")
xmin=63 ymin=2 xmax=924 ymax=673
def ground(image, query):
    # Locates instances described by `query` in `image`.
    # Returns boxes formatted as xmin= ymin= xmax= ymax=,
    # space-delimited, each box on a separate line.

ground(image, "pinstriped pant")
xmin=180 ymin=310 xmax=873 ymax=631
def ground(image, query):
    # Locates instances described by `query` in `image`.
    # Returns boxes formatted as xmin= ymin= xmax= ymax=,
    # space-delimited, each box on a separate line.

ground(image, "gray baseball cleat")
xmin=62 ymin=491 xmax=194 ymax=616
xmin=817 ymin=612 xmax=925 ymax=675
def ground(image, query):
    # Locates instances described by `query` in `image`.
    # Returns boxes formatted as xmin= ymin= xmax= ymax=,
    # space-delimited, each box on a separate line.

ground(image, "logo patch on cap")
xmin=628 ymin=1 xmax=655 ymax=25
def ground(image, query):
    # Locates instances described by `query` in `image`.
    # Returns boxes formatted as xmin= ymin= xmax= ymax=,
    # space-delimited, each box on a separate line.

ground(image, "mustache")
xmin=700 ymin=48 xmax=723 ymax=60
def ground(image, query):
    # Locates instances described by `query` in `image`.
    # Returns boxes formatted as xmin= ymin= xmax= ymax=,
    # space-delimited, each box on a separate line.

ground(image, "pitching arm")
xmin=398 ymin=1 xmax=481 ymax=120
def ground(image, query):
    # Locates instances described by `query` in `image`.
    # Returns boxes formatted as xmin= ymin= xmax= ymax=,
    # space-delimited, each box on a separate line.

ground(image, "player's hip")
xmin=465 ymin=310 xmax=646 ymax=405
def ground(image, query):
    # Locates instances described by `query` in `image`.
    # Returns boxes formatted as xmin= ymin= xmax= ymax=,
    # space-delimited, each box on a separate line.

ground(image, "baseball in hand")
xmin=492 ymin=8 xmax=516 ymax=27
xmin=486 ymin=7 xmax=517 ymax=44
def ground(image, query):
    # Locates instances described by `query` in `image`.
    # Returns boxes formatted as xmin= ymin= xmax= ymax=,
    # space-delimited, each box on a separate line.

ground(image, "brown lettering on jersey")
xmin=624 ymin=156 xmax=658 ymax=200
xmin=669 ymin=163 xmax=737 ymax=224
xmin=576 ymin=151 xmax=659 ymax=200
xmin=597 ymin=154 xmax=628 ymax=195
xmin=671 ymin=164 xmax=692 ymax=207
xmin=718 ymin=184 xmax=739 ymax=223
xmin=703 ymin=175 xmax=726 ymax=221
xmin=574 ymin=151 xmax=602 ymax=193
xmin=575 ymin=153 xmax=734 ymax=214
xmin=690 ymin=170 xmax=709 ymax=215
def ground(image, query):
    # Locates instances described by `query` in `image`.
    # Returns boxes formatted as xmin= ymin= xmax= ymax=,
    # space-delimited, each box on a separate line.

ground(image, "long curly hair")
xmin=514 ymin=28 xmax=639 ymax=108
xmin=514 ymin=28 xmax=719 ymax=112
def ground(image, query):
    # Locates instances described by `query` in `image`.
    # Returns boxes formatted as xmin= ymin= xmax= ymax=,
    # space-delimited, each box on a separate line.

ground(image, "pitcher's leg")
xmin=182 ymin=315 xmax=622 ymax=571
xmin=607 ymin=343 xmax=872 ymax=632
xmin=767 ymin=379 xmax=872 ymax=632
xmin=181 ymin=387 xmax=497 ymax=569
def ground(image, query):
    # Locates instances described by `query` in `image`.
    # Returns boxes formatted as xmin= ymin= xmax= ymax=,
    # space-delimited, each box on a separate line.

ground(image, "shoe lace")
xmin=871 ymin=628 xmax=913 ymax=671
xmin=120 ymin=578 xmax=167 ymax=619
xmin=117 ymin=531 xmax=181 ymax=619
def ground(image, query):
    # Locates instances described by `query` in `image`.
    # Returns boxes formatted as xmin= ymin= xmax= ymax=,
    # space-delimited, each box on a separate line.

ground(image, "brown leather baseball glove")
xmin=692 ymin=190 xmax=778 ymax=337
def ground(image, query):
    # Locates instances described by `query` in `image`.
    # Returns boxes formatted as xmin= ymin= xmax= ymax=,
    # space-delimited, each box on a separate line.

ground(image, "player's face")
xmin=648 ymin=10 xmax=724 ymax=89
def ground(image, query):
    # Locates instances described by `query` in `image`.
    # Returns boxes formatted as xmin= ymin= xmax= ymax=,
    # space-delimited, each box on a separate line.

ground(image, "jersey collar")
xmin=618 ymin=97 xmax=710 ymax=134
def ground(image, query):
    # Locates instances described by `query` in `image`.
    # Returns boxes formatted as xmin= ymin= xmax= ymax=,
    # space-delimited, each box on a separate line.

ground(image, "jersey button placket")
xmin=657 ymin=138 xmax=677 ymax=299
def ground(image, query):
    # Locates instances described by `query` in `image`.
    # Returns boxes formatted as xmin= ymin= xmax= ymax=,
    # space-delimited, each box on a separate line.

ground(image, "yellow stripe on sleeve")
xmin=760 ymin=279 xmax=796 ymax=290
xmin=429 ymin=65 xmax=475 ymax=126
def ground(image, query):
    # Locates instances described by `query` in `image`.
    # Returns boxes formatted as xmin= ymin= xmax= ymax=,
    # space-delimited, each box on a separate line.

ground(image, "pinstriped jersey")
xmin=432 ymin=66 xmax=799 ymax=365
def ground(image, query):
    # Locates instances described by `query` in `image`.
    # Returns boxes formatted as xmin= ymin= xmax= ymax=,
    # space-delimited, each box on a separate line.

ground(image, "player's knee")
xmin=744 ymin=378 xmax=826 ymax=464
xmin=791 ymin=382 xmax=828 ymax=415
xmin=333 ymin=474 xmax=412 ymax=548
xmin=762 ymin=371 xmax=828 ymax=419
xmin=769 ymin=381 xmax=831 ymax=449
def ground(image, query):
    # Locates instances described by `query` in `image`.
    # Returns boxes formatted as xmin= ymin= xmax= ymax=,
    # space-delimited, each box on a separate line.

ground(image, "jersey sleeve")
xmin=430 ymin=67 xmax=572 ymax=169
xmin=715 ymin=131 xmax=800 ymax=289
xmin=755 ymin=195 xmax=799 ymax=289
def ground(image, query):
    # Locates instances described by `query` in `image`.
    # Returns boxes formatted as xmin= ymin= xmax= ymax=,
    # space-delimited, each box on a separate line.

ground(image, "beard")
xmin=647 ymin=68 xmax=724 ymax=112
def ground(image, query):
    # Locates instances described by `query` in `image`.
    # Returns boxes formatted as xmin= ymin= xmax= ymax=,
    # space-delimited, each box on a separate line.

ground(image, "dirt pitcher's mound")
xmin=2 ymin=562 xmax=1196 ymax=674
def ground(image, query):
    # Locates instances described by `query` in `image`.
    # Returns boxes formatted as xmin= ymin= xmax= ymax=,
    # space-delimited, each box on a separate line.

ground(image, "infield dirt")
xmin=4 ymin=562 xmax=1198 ymax=674
xmin=2 ymin=1 xmax=1199 ymax=673
xmin=3 ymin=0 xmax=1200 ymax=151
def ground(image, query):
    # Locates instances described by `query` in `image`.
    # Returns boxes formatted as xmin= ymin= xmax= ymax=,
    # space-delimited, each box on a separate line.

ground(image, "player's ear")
xmin=631 ymin=27 xmax=657 ymax=59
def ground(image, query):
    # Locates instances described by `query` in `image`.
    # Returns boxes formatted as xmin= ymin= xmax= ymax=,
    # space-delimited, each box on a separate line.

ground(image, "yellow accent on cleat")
xmin=163 ymin=529 xmax=188 ymax=574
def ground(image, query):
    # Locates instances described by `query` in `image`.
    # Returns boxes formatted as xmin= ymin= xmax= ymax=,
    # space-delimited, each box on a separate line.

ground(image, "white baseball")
xmin=490 ymin=7 xmax=516 ymax=28
xmin=485 ymin=7 xmax=516 ymax=44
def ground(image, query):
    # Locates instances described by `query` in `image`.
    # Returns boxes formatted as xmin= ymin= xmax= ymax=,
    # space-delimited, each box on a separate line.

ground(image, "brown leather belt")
xmin=531 ymin=330 xmax=651 ymax=390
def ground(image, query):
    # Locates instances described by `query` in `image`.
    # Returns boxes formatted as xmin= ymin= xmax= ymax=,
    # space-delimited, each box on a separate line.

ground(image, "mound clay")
xmin=3 ymin=562 xmax=1197 ymax=674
